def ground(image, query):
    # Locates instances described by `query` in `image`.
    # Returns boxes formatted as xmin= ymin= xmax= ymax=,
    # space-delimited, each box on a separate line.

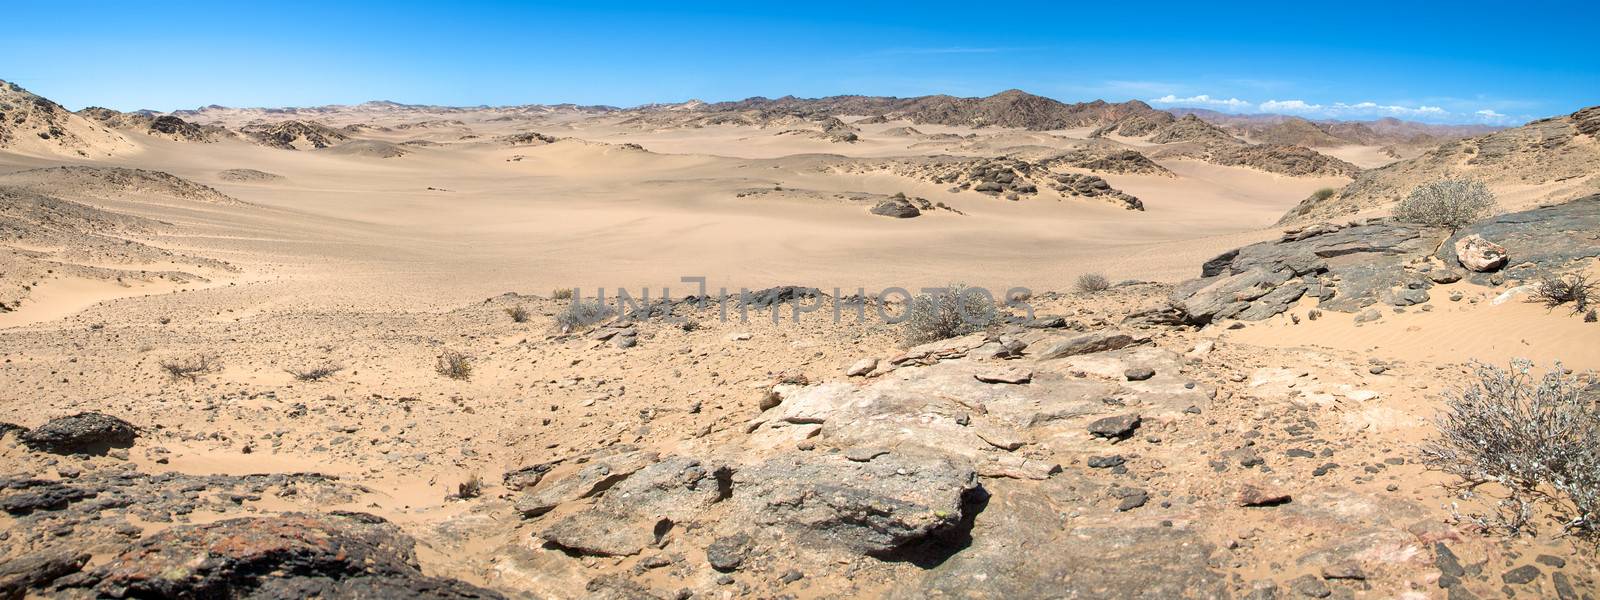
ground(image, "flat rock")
xmin=730 ymin=451 xmax=979 ymax=557
xmin=1035 ymin=330 xmax=1149 ymax=359
xmin=974 ymin=366 xmax=1032 ymax=384
xmin=1086 ymin=414 xmax=1141 ymax=440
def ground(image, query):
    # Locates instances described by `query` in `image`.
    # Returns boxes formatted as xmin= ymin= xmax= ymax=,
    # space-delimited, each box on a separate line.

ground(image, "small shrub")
xmin=902 ymin=283 xmax=998 ymax=346
xmin=1075 ymin=273 xmax=1111 ymax=293
xmin=1587 ymin=309 xmax=1598 ymax=323
xmin=455 ymin=473 xmax=483 ymax=499
xmin=435 ymin=351 xmax=473 ymax=380
xmin=1392 ymin=179 xmax=1497 ymax=230
xmin=1309 ymin=187 xmax=1337 ymax=202
xmin=1420 ymin=360 xmax=1599 ymax=536
xmin=555 ymin=299 xmax=615 ymax=331
xmin=551 ymin=288 xmax=574 ymax=300
xmin=285 ymin=363 xmax=343 ymax=382
xmin=505 ymin=305 xmax=530 ymax=323
xmin=161 ymin=355 xmax=220 ymax=380
xmin=1531 ymin=273 xmax=1595 ymax=315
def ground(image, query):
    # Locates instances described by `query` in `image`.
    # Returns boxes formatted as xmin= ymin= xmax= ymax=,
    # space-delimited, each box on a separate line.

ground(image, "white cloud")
xmin=1476 ymin=109 xmax=1505 ymax=118
xmin=1149 ymin=94 xmax=1252 ymax=109
xmin=1260 ymin=99 xmax=1448 ymax=119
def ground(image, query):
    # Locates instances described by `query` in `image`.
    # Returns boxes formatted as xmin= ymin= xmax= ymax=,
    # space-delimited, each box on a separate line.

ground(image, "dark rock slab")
xmin=19 ymin=412 xmax=136 ymax=455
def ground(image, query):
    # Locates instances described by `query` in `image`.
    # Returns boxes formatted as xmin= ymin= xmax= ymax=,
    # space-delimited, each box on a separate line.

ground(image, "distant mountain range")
xmin=1166 ymin=107 xmax=1504 ymax=148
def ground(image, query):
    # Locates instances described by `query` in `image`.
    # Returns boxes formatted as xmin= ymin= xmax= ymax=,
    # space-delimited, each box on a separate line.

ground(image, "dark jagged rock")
xmin=870 ymin=198 xmax=921 ymax=218
xmin=0 ymin=550 xmax=89 ymax=599
xmin=0 ymin=479 xmax=98 ymax=515
xmin=61 ymin=512 xmax=505 ymax=599
xmin=19 ymin=412 xmax=137 ymax=455
xmin=1439 ymin=195 xmax=1600 ymax=283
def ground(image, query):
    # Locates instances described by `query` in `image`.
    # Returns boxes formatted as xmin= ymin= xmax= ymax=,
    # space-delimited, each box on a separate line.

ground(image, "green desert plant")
xmin=902 ymin=283 xmax=998 ymax=346
xmin=161 ymin=354 xmax=221 ymax=380
xmin=555 ymin=299 xmax=615 ymax=331
xmin=1392 ymin=179 xmax=1497 ymax=231
xmin=285 ymin=363 xmax=343 ymax=382
xmin=435 ymin=351 xmax=473 ymax=380
xmin=1420 ymin=360 xmax=1600 ymax=536
xmin=505 ymin=304 xmax=531 ymax=323
xmin=1075 ymin=272 xmax=1112 ymax=293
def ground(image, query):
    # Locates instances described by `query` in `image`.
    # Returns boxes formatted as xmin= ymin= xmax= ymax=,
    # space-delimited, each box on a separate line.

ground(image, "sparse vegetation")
xmin=455 ymin=472 xmax=483 ymax=499
xmin=1392 ymin=179 xmax=1497 ymax=230
xmin=902 ymin=283 xmax=998 ymax=346
xmin=1309 ymin=187 xmax=1336 ymax=202
xmin=1075 ymin=272 xmax=1112 ymax=293
xmin=555 ymin=299 xmax=615 ymax=331
xmin=551 ymin=288 xmax=573 ymax=300
xmin=1420 ymin=360 xmax=1599 ymax=536
xmin=285 ymin=363 xmax=343 ymax=382
xmin=160 ymin=354 xmax=221 ymax=380
xmin=435 ymin=351 xmax=473 ymax=380
xmin=505 ymin=304 xmax=530 ymax=323
xmin=1531 ymin=273 xmax=1595 ymax=315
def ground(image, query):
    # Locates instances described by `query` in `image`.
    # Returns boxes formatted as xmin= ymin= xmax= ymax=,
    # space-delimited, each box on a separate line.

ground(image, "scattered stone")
xmin=1087 ymin=455 xmax=1126 ymax=469
xmin=974 ymin=367 xmax=1032 ymax=384
xmin=1289 ymin=574 xmax=1331 ymax=598
xmin=1237 ymin=484 xmax=1292 ymax=507
xmin=706 ymin=533 xmax=753 ymax=572
xmin=1500 ymin=565 xmax=1540 ymax=585
xmin=846 ymin=358 xmax=878 ymax=377
xmin=1087 ymin=414 xmax=1142 ymax=440
xmin=1123 ymin=367 xmax=1155 ymax=381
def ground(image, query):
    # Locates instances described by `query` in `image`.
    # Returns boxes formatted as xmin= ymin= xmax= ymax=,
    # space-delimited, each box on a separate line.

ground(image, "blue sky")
xmin=3 ymin=1 xmax=1594 ymax=124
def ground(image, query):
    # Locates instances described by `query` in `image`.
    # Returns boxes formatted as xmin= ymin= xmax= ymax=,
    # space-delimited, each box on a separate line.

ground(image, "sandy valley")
xmin=1 ymin=79 xmax=1598 ymax=599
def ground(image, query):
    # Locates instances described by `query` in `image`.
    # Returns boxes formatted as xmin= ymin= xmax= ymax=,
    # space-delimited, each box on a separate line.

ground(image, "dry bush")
xmin=1420 ymin=360 xmax=1599 ymax=536
xmin=1308 ymin=187 xmax=1337 ymax=203
xmin=505 ymin=305 xmax=530 ymax=323
xmin=161 ymin=354 xmax=221 ymax=380
xmin=902 ymin=283 xmax=998 ymax=346
xmin=456 ymin=473 xmax=483 ymax=499
xmin=1392 ymin=179 xmax=1497 ymax=230
xmin=1532 ymin=273 xmax=1595 ymax=315
xmin=556 ymin=299 xmax=615 ymax=331
xmin=435 ymin=351 xmax=473 ymax=380
xmin=285 ymin=363 xmax=343 ymax=382
xmin=551 ymin=288 xmax=574 ymax=300
xmin=1075 ymin=273 xmax=1111 ymax=293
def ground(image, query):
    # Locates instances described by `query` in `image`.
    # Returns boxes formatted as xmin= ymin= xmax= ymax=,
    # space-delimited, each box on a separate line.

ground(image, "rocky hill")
xmin=684 ymin=90 xmax=1172 ymax=131
xmin=1170 ymin=108 xmax=1502 ymax=148
xmin=0 ymin=80 xmax=134 ymax=157
xmin=79 ymin=106 xmax=227 ymax=142
xmin=1142 ymin=115 xmax=1361 ymax=177
xmin=240 ymin=120 xmax=351 ymax=150
xmin=1280 ymin=105 xmax=1600 ymax=223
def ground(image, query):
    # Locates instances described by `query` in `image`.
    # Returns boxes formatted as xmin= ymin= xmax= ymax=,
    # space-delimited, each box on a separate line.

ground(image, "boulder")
xmin=730 ymin=451 xmax=980 ymax=557
xmin=1452 ymin=234 xmax=1507 ymax=272
xmin=870 ymin=199 xmax=921 ymax=218
xmin=19 ymin=412 xmax=136 ymax=455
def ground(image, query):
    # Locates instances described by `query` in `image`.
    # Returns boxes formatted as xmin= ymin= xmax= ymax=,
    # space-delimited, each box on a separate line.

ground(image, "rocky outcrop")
xmin=1208 ymin=143 xmax=1361 ymax=177
xmin=1046 ymin=173 xmax=1144 ymax=210
xmin=1039 ymin=147 xmax=1174 ymax=176
xmin=241 ymin=120 xmax=349 ymax=149
xmin=1171 ymin=220 xmax=1442 ymax=323
xmin=870 ymin=198 xmax=922 ymax=218
xmin=1438 ymin=195 xmax=1600 ymax=283
xmin=59 ymin=512 xmax=504 ymax=599
xmin=1173 ymin=195 xmax=1600 ymax=322
xmin=17 ymin=412 xmax=136 ymax=455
